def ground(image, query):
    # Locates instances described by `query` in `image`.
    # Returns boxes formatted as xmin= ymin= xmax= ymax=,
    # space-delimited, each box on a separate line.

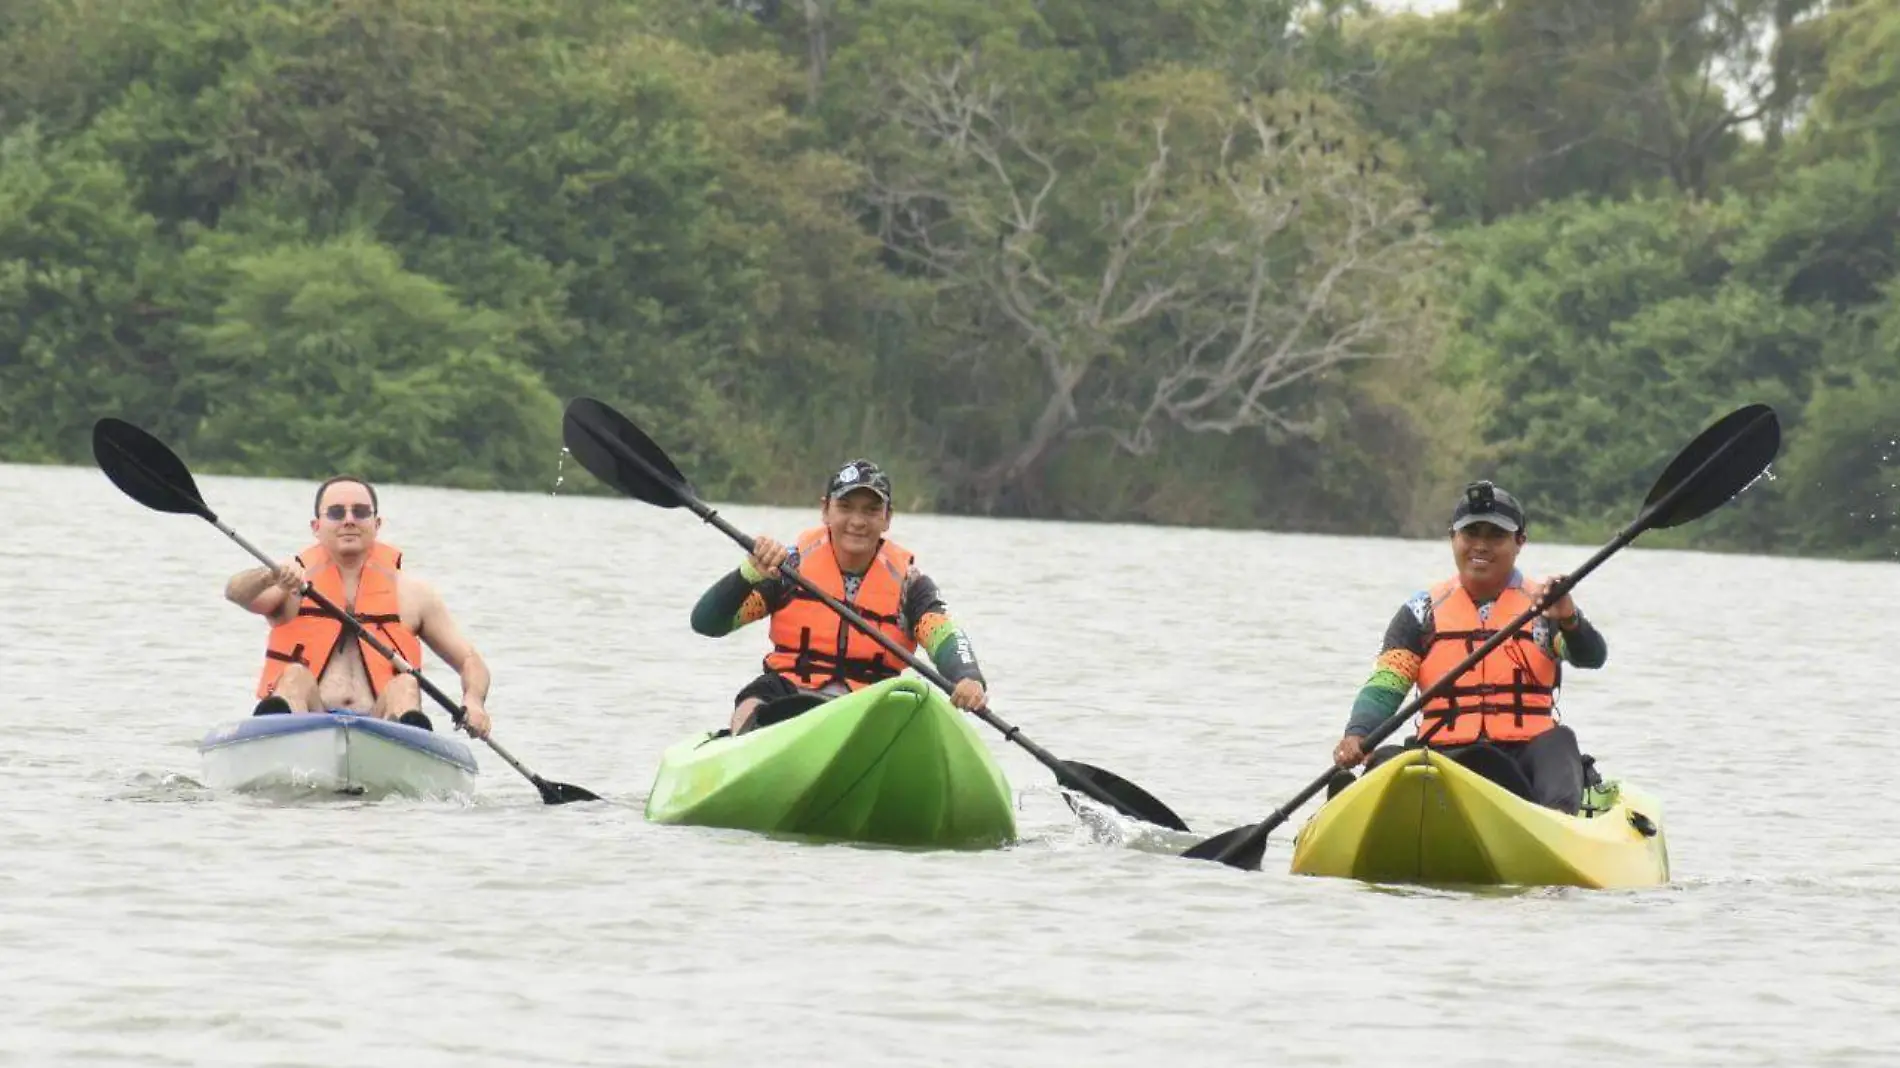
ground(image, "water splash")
xmin=551 ymin=446 xmax=571 ymax=496
xmin=108 ymin=770 xmax=213 ymax=803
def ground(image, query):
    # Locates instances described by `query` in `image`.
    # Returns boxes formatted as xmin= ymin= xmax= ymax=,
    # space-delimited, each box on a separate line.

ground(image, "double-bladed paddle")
xmin=1182 ymin=403 xmax=1782 ymax=869
xmin=90 ymin=418 xmax=600 ymax=806
xmin=560 ymin=396 xmax=1191 ymax=832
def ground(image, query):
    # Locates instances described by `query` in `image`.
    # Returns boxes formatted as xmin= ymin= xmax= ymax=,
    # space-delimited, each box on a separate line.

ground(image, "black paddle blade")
xmin=1641 ymin=404 xmax=1781 ymax=530
xmin=1180 ymin=823 xmax=1266 ymax=870
xmin=91 ymin=418 xmax=216 ymax=521
xmin=532 ymin=776 xmax=602 ymax=805
xmin=561 ymin=397 xmax=696 ymax=509
xmin=1059 ymin=761 xmax=1192 ymax=832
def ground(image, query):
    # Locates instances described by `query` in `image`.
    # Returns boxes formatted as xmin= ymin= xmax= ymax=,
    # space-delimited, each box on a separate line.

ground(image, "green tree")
xmin=0 ymin=128 xmax=178 ymax=461
xmin=1443 ymin=194 xmax=1815 ymax=545
xmin=1773 ymin=281 xmax=1900 ymax=556
xmin=1341 ymin=0 xmax=1822 ymax=220
xmin=181 ymin=234 xmax=561 ymax=488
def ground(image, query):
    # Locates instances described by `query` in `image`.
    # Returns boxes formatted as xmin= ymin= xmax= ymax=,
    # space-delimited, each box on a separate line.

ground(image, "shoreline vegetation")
xmin=4 ymin=0 xmax=1895 ymax=559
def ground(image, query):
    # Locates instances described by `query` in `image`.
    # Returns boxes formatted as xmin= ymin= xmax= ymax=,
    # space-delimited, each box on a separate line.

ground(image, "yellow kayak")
xmin=1289 ymin=748 xmax=1669 ymax=889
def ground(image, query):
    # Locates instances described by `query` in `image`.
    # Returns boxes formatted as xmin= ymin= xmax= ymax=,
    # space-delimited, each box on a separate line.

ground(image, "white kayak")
xmin=198 ymin=710 xmax=479 ymax=799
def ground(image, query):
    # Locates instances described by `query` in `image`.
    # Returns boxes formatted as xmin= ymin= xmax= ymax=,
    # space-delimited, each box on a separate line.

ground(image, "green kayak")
xmin=645 ymin=677 xmax=1017 ymax=849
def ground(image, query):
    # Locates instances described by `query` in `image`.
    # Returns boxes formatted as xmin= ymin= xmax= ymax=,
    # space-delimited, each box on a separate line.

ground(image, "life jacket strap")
xmin=264 ymin=643 xmax=309 ymax=667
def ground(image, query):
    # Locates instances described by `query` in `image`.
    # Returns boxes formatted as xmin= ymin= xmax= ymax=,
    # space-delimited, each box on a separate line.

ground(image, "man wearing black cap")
xmin=1328 ymin=481 xmax=1608 ymax=812
xmin=690 ymin=458 xmax=989 ymax=734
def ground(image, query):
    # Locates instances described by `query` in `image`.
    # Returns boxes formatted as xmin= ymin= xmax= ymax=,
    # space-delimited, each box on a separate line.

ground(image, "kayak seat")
xmin=1447 ymin=743 xmax=1535 ymax=802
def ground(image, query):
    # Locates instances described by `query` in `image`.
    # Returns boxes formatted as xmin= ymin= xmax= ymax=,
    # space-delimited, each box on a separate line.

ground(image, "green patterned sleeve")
xmin=905 ymin=572 xmax=985 ymax=686
xmin=1345 ymin=597 xmax=1432 ymax=737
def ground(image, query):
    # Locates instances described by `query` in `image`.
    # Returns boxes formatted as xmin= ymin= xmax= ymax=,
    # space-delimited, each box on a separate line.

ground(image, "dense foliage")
xmin=3 ymin=0 xmax=1893 ymax=555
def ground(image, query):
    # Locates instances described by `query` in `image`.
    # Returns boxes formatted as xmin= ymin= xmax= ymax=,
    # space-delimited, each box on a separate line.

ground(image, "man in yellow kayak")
xmin=223 ymin=475 xmax=494 ymax=738
xmin=1329 ymin=481 xmax=1607 ymax=812
xmin=690 ymin=458 xmax=988 ymax=735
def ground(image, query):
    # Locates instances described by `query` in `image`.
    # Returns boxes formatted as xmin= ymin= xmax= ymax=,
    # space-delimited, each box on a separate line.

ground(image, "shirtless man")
xmin=224 ymin=475 xmax=493 ymax=738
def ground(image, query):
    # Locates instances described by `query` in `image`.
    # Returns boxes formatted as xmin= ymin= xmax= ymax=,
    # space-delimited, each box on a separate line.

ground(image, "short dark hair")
xmin=313 ymin=475 xmax=379 ymax=517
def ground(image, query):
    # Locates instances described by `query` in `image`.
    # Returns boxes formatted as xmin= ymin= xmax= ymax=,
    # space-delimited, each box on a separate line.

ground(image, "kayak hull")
xmin=1289 ymin=748 xmax=1668 ymax=889
xmin=646 ymin=677 xmax=1016 ymax=849
xmin=198 ymin=711 xmax=479 ymax=800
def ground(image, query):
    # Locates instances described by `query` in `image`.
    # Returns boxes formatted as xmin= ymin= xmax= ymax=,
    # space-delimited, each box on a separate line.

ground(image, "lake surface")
xmin=2 ymin=460 xmax=1893 ymax=1066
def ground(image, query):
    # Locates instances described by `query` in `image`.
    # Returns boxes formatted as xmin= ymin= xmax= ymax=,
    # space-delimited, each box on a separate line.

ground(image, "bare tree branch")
xmin=862 ymin=62 xmax=1438 ymax=503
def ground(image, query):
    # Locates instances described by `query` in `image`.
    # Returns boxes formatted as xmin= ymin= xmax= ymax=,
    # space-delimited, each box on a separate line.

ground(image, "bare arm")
xmin=410 ymin=578 xmax=489 ymax=703
xmin=226 ymin=563 xmax=302 ymax=620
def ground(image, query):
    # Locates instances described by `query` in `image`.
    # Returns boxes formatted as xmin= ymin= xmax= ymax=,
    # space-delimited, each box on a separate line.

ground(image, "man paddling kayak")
xmin=690 ymin=459 xmax=989 ymax=735
xmin=223 ymin=475 xmax=494 ymax=738
xmin=1330 ymin=481 xmax=1607 ymax=813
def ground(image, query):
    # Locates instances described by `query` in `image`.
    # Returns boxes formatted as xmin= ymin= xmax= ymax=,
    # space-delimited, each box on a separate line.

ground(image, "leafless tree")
xmin=865 ymin=60 xmax=1439 ymax=503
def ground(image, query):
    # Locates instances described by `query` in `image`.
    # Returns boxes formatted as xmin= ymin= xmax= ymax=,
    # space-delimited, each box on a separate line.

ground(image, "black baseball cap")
xmin=1449 ymin=480 xmax=1526 ymax=533
xmin=825 ymin=459 xmax=892 ymax=503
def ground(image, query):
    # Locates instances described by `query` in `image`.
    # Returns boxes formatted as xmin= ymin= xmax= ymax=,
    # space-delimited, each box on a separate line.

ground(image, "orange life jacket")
xmin=1415 ymin=575 xmax=1559 ymax=745
xmin=255 ymin=542 xmax=420 ymax=699
xmin=763 ymin=527 xmax=916 ymax=691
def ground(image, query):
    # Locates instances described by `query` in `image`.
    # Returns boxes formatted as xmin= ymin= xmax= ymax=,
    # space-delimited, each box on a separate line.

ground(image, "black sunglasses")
xmin=321 ymin=503 xmax=377 ymax=521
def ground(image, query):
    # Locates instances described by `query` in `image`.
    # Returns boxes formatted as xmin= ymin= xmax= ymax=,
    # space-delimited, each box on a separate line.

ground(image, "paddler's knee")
xmin=1580 ymin=753 xmax=1602 ymax=788
xmin=730 ymin=671 xmax=798 ymax=734
xmin=1524 ymin=727 xmax=1585 ymax=814
xmin=731 ymin=698 xmax=764 ymax=736
xmin=267 ymin=664 xmax=320 ymax=713
xmin=1363 ymin=744 xmax=1406 ymax=772
xmin=372 ymin=674 xmax=421 ymax=720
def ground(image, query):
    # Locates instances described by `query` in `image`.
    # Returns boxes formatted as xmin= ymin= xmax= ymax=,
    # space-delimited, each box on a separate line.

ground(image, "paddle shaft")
xmin=560 ymin=398 xmax=1188 ymax=826
xmin=1207 ymin=425 xmax=1752 ymax=865
xmin=568 ymin=416 xmax=1134 ymax=810
xmin=692 ymin=506 xmax=1129 ymax=806
xmin=218 ymin=520 xmax=554 ymax=790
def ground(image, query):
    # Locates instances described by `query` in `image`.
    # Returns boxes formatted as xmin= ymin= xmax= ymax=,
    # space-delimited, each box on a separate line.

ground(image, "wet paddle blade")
xmin=1641 ymin=404 xmax=1781 ymax=530
xmin=1059 ymin=761 xmax=1191 ymax=832
xmin=1180 ymin=823 xmax=1266 ymax=870
xmin=561 ymin=397 xmax=696 ymax=509
xmin=534 ymin=776 xmax=602 ymax=805
xmin=1180 ymin=767 xmax=1332 ymax=867
xmin=91 ymin=418 xmax=215 ymax=521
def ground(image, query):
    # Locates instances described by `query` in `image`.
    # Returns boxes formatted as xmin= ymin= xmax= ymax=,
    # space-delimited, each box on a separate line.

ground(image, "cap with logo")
xmin=1449 ymin=480 xmax=1526 ymax=533
xmin=825 ymin=459 xmax=893 ymax=504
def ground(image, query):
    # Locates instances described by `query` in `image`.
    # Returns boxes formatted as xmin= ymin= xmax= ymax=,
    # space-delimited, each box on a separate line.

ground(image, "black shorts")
xmin=734 ymin=672 xmax=801 ymax=708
